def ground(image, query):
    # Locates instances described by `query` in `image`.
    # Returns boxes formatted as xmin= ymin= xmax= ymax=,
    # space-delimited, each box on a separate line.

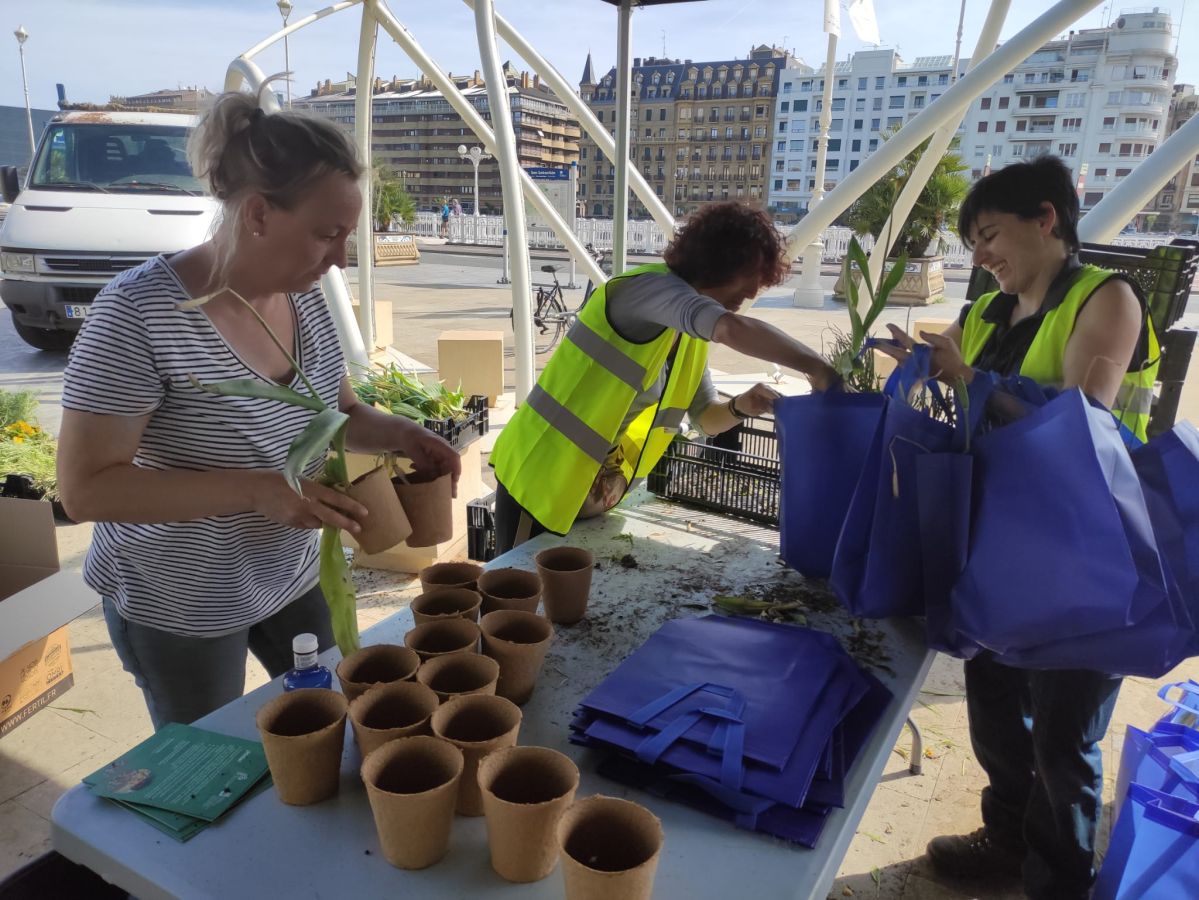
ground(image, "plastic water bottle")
xmin=283 ymin=633 xmax=332 ymax=691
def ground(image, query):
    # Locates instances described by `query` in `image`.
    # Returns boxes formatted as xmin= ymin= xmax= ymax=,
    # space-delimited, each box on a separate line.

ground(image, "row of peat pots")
xmin=255 ymin=553 xmax=663 ymax=896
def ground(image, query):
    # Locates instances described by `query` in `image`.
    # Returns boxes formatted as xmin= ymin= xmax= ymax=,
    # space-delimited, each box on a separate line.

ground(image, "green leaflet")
xmin=190 ymin=376 xmax=324 ymax=412
xmin=320 ymin=525 xmax=359 ymax=656
xmin=283 ymin=409 xmax=349 ymax=494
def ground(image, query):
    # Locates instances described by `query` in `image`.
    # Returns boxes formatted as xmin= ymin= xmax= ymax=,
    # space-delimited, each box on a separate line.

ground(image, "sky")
xmin=0 ymin=0 xmax=1194 ymax=112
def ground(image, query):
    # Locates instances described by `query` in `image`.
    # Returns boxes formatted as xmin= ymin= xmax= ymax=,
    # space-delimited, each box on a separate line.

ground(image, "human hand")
xmin=878 ymin=324 xmax=973 ymax=385
xmin=251 ymin=471 xmax=368 ymax=533
xmin=397 ymin=424 xmax=462 ymax=497
xmin=807 ymin=360 xmax=843 ymax=393
xmin=733 ymin=383 xmax=783 ymax=416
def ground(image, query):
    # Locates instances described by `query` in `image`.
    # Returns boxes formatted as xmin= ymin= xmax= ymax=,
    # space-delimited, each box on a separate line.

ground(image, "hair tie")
xmin=251 ymin=107 xmax=266 ymax=125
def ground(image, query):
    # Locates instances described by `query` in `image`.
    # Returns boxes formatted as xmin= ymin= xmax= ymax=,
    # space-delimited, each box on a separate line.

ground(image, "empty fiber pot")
xmin=477 ymin=567 xmax=542 ymax=615
xmin=411 ymin=587 xmax=482 ymax=625
xmin=393 ymin=471 xmax=454 ymax=547
xmin=404 ymin=618 xmax=480 ymax=662
xmin=255 ymin=688 xmax=348 ymax=806
xmin=416 ymin=653 xmax=500 ymax=703
xmin=430 ymin=694 xmax=522 ymax=816
xmin=335 ymin=644 xmax=421 ymax=702
xmin=347 ymin=466 xmax=412 ymax=554
xmin=478 ymin=746 xmax=581 ymax=883
xmin=361 ymin=735 xmax=463 ymax=869
xmin=534 ymin=546 xmax=595 ymax=625
xmin=348 ymin=681 xmax=441 ymax=756
xmin=419 ymin=561 xmax=484 ymax=594
xmin=479 ymin=610 xmax=554 ymax=706
xmin=557 ymin=795 xmax=663 ymax=900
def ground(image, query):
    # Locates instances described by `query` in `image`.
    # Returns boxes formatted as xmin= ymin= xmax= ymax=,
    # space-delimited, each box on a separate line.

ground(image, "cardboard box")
xmin=0 ymin=498 xmax=98 ymax=736
xmin=438 ymin=330 xmax=505 ymax=407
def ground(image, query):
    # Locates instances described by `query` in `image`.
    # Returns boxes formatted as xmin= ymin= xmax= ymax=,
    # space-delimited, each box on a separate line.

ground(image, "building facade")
xmin=1151 ymin=83 xmax=1199 ymax=232
xmin=294 ymin=68 xmax=579 ymax=213
xmin=578 ymin=46 xmax=788 ymax=219
xmin=769 ymin=10 xmax=1177 ymax=227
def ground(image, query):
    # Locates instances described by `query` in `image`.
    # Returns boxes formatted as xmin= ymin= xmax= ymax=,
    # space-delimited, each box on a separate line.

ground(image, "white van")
xmin=0 ymin=111 xmax=218 ymax=350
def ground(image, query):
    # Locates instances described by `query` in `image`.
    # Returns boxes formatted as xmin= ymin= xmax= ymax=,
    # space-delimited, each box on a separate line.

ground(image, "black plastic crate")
xmin=965 ymin=239 xmax=1199 ymax=333
xmin=647 ymin=425 xmax=781 ymax=527
xmin=424 ymin=394 xmax=489 ymax=450
xmin=467 ymin=492 xmax=497 ymax=562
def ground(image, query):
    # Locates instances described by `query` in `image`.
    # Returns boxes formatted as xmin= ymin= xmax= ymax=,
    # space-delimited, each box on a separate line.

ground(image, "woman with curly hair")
xmin=490 ymin=201 xmax=837 ymax=552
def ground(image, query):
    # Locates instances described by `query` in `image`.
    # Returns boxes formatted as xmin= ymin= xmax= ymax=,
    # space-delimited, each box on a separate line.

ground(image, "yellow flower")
xmin=11 ymin=435 xmax=25 ymax=444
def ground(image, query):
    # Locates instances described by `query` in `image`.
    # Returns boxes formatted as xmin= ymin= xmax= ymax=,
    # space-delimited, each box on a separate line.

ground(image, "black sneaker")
xmin=926 ymin=827 xmax=1025 ymax=879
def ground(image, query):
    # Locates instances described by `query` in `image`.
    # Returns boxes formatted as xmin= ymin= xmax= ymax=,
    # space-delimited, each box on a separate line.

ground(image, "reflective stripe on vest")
xmin=960 ymin=263 xmax=1160 ymax=442
xmin=491 ymin=263 xmax=710 ymax=533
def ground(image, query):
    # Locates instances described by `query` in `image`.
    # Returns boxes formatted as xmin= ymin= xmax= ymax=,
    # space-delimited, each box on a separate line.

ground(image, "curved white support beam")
xmin=460 ymin=0 xmax=675 ymax=236
xmin=1081 ymin=112 xmax=1199 ymax=243
xmin=612 ymin=1 xmax=634 ymax=276
xmin=354 ymin=1 xmax=379 ymax=352
xmin=864 ymin=0 xmax=1012 ymax=293
xmin=475 ymin=0 xmax=535 ymax=402
xmin=785 ymin=0 xmax=1104 ymax=260
xmin=369 ymin=2 xmax=603 ymax=289
xmin=223 ymin=58 xmax=283 ymax=111
xmin=238 ymin=1 xmax=363 ymax=63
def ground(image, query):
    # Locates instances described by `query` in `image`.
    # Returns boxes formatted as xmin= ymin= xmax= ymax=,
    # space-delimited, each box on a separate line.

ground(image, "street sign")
xmin=524 ymin=164 xmax=577 ymax=231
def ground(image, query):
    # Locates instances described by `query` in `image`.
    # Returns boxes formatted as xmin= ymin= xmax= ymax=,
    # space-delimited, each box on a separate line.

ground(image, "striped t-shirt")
xmin=62 ymin=256 xmax=346 ymax=636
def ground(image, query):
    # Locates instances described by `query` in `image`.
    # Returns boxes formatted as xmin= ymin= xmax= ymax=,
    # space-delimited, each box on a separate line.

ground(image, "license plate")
xmin=64 ymin=305 xmax=89 ymax=318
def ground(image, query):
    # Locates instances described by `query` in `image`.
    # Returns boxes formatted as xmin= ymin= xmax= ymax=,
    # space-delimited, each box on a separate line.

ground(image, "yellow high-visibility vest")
xmin=960 ymin=264 xmax=1159 ymax=441
xmin=491 ymin=263 xmax=710 ymax=533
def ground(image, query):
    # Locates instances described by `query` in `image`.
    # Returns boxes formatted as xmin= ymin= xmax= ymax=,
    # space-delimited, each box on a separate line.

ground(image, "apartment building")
xmin=1151 ymin=83 xmax=1199 ymax=232
xmin=770 ymin=9 xmax=1178 ymax=226
xmin=294 ymin=67 xmax=579 ymax=213
xmin=768 ymin=50 xmax=963 ymax=215
xmin=578 ymin=46 xmax=788 ymax=219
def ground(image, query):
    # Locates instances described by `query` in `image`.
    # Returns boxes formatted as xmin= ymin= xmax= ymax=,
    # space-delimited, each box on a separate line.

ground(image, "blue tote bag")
xmin=1115 ymin=724 xmax=1199 ymax=822
xmin=776 ymin=391 xmax=886 ymax=578
xmin=952 ymin=388 xmax=1168 ymax=654
xmin=1093 ymin=784 xmax=1199 ymax=900
xmin=830 ymin=348 xmax=955 ymax=618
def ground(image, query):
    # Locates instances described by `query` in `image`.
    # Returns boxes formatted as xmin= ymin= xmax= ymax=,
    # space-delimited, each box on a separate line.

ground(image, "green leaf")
xmin=843 ymin=254 xmax=863 ymax=347
xmin=190 ymin=376 xmax=325 ymax=412
xmin=284 ymin=409 xmax=349 ymax=494
xmin=867 ymin=252 xmax=908 ymax=332
xmin=319 ymin=525 xmax=359 ymax=656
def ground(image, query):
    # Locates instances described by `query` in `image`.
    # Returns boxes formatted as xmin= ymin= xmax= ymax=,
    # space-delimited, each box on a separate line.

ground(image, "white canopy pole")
xmin=353 ymin=2 xmax=378 ymax=352
xmin=459 ymin=0 xmax=676 ymax=236
xmin=611 ymin=0 xmax=634 ymax=276
xmin=784 ymin=0 xmax=1104 ymax=260
xmin=1081 ymin=112 xmax=1199 ymax=243
xmin=792 ymin=32 xmax=838 ymax=308
xmin=863 ymin=0 xmax=1012 ymax=296
xmin=474 ymin=0 xmax=534 ymax=402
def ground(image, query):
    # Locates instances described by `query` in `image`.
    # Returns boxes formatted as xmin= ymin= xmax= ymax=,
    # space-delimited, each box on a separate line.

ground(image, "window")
xmin=994 ymin=121 xmax=1006 ymax=133
xmin=1083 ymin=191 xmax=1103 ymax=206
xmin=889 ymin=95 xmax=904 ymax=109
xmin=781 ymin=101 xmax=790 ymax=112
xmin=1103 ymin=116 xmax=1116 ymax=129
xmin=918 ymin=75 xmax=928 ymax=87
xmin=659 ymin=108 xmax=667 ymax=120
xmin=855 ymin=97 xmax=865 ymax=111
xmin=827 ymin=159 xmax=840 ymax=170
xmin=831 ymin=98 xmax=845 ymax=111
xmin=782 ymin=82 xmax=792 ymax=94
xmin=857 ymin=77 xmax=867 ymax=90
xmin=838 ymin=78 xmax=848 ymax=89
xmin=887 ymin=116 xmax=902 ymax=128
xmin=1108 ymin=91 xmax=1122 ymax=104
xmin=872 ymin=97 xmax=883 ymax=111
xmin=897 ymin=76 xmax=907 ymax=87
xmin=645 ymin=109 xmax=652 ymax=121
xmin=998 ymin=96 xmax=1010 ymax=109
xmin=792 ymin=120 xmax=806 ymax=132
xmin=830 ymin=119 xmax=843 ymax=132
xmin=581 ymin=147 xmax=588 ymax=159
xmin=871 ymin=118 xmax=880 ymax=130
xmin=774 ymin=179 xmax=783 ymax=190
xmin=875 ymin=76 xmax=885 ymax=89
xmin=1058 ymin=142 xmax=1077 ymax=157
xmin=939 ymin=73 xmax=949 ymax=85
xmin=913 ymin=95 xmax=925 ymax=109
xmin=977 ymin=121 xmax=988 ymax=132
xmin=777 ymin=140 xmax=786 ymax=152
xmin=851 ymin=139 xmax=861 ymax=151
xmin=1099 ymin=142 xmax=1111 ymax=154
xmin=1003 ymin=74 xmax=1014 ymax=83
xmin=794 ymin=99 xmax=808 ymax=112
xmin=644 ymin=128 xmax=652 ymax=138
xmin=828 ymin=138 xmax=842 ymax=151
xmin=1094 ymin=168 xmax=1107 ymax=177
xmin=789 ymin=140 xmax=804 ymax=152
xmin=1115 ymin=167 xmax=1132 ymax=177
xmin=869 ymin=138 xmax=878 ymax=151
xmin=778 ymin=120 xmax=787 ymax=133
xmin=853 ymin=119 xmax=863 ymax=131
xmin=981 ymin=97 xmax=992 ymax=110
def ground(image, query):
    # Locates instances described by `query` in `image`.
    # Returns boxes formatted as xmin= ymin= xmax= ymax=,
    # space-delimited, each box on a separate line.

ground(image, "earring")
xmin=252 ymin=230 xmax=262 ymax=237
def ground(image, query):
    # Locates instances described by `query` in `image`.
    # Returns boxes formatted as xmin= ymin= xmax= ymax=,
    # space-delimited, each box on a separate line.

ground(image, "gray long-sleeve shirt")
xmin=604 ymin=270 xmax=727 ymax=437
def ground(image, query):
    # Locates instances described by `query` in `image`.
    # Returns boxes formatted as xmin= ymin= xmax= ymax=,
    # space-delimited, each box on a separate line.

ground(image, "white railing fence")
xmin=410 ymin=212 xmax=1187 ymax=270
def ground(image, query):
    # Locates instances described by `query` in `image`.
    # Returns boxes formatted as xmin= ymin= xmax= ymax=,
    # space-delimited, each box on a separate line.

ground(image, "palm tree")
xmin=845 ymin=129 xmax=970 ymax=258
xmin=371 ymin=160 xmax=417 ymax=232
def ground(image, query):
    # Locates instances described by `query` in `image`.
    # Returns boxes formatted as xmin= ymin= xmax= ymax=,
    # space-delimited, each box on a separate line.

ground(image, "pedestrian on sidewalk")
xmin=440 ymin=198 xmax=451 ymax=238
xmin=55 ymin=88 xmax=460 ymax=730
xmin=877 ymin=155 xmax=1158 ymax=900
xmin=490 ymin=201 xmax=840 ymax=554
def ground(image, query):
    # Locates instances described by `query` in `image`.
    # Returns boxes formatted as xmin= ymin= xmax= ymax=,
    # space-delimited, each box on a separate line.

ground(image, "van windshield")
xmin=30 ymin=123 xmax=207 ymax=196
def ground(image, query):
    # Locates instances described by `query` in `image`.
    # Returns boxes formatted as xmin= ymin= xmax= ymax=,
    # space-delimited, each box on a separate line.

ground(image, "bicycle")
xmin=510 ymin=264 xmax=574 ymax=354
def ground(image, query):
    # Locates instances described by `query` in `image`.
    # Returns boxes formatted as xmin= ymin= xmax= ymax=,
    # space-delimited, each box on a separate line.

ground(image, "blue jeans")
xmin=103 ymin=583 xmax=333 ymax=730
xmin=965 ymin=652 xmax=1122 ymax=900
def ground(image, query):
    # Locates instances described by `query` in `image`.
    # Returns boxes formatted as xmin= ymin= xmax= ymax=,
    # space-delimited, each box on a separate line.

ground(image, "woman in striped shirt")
xmin=56 ymin=89 xmax=461 ymax=729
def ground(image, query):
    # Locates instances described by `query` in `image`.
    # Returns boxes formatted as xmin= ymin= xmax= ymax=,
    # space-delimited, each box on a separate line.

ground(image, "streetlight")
xmin=14 ymin=25 xmax=35 ymax=160
xmin=276 ymin=0 xmax=293 ymax=108
xmin=457 ymin=144 xmax=491 ymax=217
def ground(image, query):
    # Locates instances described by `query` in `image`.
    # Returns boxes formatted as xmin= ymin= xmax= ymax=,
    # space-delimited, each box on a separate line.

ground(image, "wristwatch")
xmin=728 ymin=396 xmax=750 ymax=420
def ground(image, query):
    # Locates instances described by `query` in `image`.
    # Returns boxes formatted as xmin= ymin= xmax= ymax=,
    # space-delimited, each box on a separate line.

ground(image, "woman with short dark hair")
xmin=490 ymin=200 xmax=837 ymax=553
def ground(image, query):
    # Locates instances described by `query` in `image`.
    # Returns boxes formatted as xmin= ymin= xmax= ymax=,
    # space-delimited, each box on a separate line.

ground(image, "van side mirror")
xmin=1 ymin=167 xmax=19 ymax=204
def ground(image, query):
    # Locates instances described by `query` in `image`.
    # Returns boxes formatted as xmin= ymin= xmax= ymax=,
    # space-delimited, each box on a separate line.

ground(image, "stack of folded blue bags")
xmin=569 ymin=614 xmax=892 ymax=847
xmin=1094 ymin=680 xmax=1199 ymax=899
